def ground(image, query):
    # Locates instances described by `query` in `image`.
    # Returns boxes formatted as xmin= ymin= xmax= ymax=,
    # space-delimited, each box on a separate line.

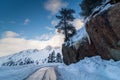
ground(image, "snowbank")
xmin=0 ymin=63 xmax=61 ymax=80
xmin=57 ymin=56 xmax=120 ymax=80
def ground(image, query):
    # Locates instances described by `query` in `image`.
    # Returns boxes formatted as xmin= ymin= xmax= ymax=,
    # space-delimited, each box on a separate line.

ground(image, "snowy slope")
xmin=0 ymin=46 xmax=62 ymax=66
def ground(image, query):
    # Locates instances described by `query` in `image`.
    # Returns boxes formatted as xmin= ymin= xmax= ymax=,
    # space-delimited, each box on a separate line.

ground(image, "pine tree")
xmin=48 ymin=50 xmax=56 ymax=63
xmin=56 ymin=53 xmax=62 ymax=63
xmin=51 ymin=50 xmax=56 ymax=62
xmin=48 ymin=54 xmax=52 ymax=63
xmin=55 ymin=8 xmax=76 ymax=41
xmin=110 ymin=0 xmax=120 ymax=3
xmin=79 ymin=0 xmax=103 ymax=18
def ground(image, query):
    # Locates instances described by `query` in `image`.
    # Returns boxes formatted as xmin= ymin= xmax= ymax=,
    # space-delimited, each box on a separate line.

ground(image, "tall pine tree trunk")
xmin=64 ymin=17 xmax=68 ymax=41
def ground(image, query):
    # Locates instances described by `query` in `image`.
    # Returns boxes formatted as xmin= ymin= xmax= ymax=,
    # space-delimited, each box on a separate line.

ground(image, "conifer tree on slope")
xmin=79 ymin=0 xmax=120 ymax=19
xmin=55 ymin=8 xmax=76 ymax=41
xmin=48 ymin=50 xmax=56 ymax=63
xmin=79 ymin=0 xmax=103 ymax=19
xmin=56 ymin=53 xmax=62 ymax=63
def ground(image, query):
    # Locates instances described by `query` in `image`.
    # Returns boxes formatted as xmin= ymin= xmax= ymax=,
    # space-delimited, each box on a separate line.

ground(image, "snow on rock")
xmin=57 ymin=56 xmax=120 ymax=80
xmin=70 ymin=27 xmax=88 ymax=44
xmin=65 ymin=0 xmax=115 ymax=48
xmin=65 ymin=26 xmax=90 ymax=48
xmin=91 ymin=0 xmax=113 ymax=18
xmin=66 ymin=0 xmax=114 ymax=47
xmin=67 ymin=0 xmax=114 ymax=47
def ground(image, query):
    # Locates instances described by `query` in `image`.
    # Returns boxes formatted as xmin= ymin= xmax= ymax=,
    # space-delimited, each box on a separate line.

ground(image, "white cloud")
xmin=44 ymin=0 xmax=68 ymax=14
xmin=2 ymin=31 xmax=20 ymax=38
xmin=24 ymin=18 xmax=30 ymax=25
xmin=45 ymin=26 xmax=54 ymax=31
xmin=72 ymin=19 xmax=84 ymax=30
xmin=51 ymin=20 xmax=58 ymax=26
xmin=35 ymin=33 xmax=53 ymax=40
xmin=0 ymin=31 xmax=64 ymax=57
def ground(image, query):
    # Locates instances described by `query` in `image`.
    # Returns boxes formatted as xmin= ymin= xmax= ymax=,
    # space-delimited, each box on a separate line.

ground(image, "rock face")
xmin=62 ymin=44 xmax=77 ymax=65
xmin=62 ymin=3 xmax=120 ymax=65
xmin=86 ymin=2 xmax=120 ymax=60
xmin=62 ymin=38 xmax=98 ymax=65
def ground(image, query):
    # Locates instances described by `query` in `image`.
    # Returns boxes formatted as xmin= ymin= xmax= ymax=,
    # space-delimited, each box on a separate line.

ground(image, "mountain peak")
xmin=44 ymin=45 xmax=52 ymax=51
xmin=0 ymin=46 xmax=62 ymax=66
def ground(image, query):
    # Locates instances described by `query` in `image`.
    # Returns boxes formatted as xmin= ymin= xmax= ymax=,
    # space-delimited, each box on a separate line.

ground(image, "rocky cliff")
xmin=62 ymin=3 xmax=120 ymax=65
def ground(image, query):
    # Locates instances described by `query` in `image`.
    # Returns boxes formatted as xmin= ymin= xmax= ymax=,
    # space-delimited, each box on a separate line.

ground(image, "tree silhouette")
xmin=55 ymin=8 xmax=76 ymax=41
xmin=110 ymin=0 xmax=120 ymax=3
xmin=56 ymin=53 xmax=62 ymax=63
xmin=48 ymin=50 xmax=56 ymax=63
xmin=79 ymin=0 xmax=102 ymax=18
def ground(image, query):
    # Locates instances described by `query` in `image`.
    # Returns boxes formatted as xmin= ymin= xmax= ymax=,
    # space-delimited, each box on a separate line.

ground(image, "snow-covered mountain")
xmin=0 ymin=46 xmax=62 ymax=66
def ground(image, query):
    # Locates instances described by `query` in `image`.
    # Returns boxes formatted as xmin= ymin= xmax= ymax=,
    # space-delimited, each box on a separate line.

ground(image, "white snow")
xmin=0 ymin=63 xmax=61 ymax=80
xmin=0 ymin=56 xmax=120 ymax=80
xmin=64 ymin=26 xmax=89 ymax=48
xmin=0 ymin=46 xmax=62 ymax=66
xmin=92 ymin=0 xmax=113 ymax=18
xmin=0 ymin=64 xmax=39 ymax=80
xmin=0 ymin=1 xmax=118 ymax=80
xmin=70 ymin=27 xmax=88 ymax=44
xmin=26 ymin=67 xmax=57 ymax=80
xmin=64 ymin=25 xmax=91 ymax=49
xmin=57 ymin=56 xmax=120 ymax=80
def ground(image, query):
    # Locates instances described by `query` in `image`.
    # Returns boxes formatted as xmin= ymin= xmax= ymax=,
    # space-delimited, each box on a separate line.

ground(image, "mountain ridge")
xmin=0 ymin=46 xmax=62 ymax=66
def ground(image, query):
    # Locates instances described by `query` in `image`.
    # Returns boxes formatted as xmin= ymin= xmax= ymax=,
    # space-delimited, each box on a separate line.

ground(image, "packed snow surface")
xmin=0 ymin=63 xmax=61 ymax=80
xmin=0 ymin=56 xmax=120 ymax=80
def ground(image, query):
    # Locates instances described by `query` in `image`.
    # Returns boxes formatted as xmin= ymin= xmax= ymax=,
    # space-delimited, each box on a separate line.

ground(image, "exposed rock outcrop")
xmin=86 ymin=2 xmax=120 ymax=60
xmin=62 ymin=3 xmax=120 ymax=65
xmin=62 ymin=38 xmax=98 ymax=65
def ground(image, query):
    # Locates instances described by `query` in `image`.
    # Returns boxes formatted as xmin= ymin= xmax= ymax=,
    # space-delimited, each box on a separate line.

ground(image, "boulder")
xmin=62 ymin=44 xmax=77 ymax=65
xmin=62 ymin=3 xmax=120 ymax=65
xmin=62 ymin=38 xmax=97 ymax=65
xmin=86 ymin=2 xmax=120 ymax=60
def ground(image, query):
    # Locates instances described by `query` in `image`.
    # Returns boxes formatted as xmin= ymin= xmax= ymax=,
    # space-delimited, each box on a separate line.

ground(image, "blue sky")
xmin=0 ymin=0 xmax=84 ymax=57
xmin=0 ymin=0 xmax=82 ymax=39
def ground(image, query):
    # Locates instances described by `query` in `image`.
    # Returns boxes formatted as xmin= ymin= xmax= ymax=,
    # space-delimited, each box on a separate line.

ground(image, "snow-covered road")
xmin=1 ymin=56 xmax=120 ymax=80
xmin=26 ymin=67 xmax=57 ymax=80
